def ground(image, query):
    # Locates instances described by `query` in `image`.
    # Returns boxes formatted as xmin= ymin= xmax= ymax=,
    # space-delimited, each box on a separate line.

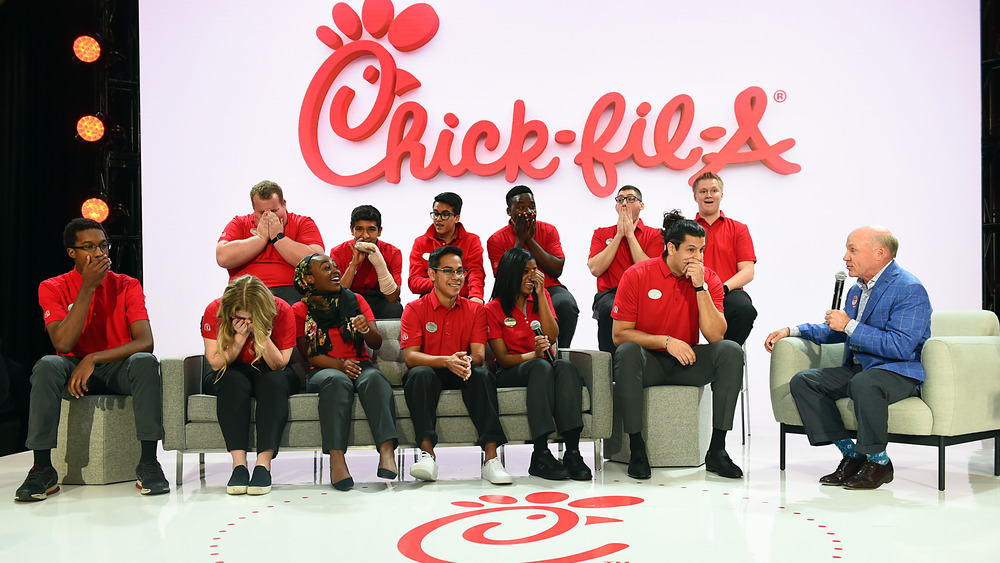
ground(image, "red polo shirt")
xmin=39 ymin=269 xmax=149 ymax=358
xmin=400 ymin=291 xmax=487 ymax=357
xmin=408 ymin=223 xmax=486 ymax=300
xmin=694 ymin=211 xmax=756 ymax=283
xmin=201 ymin=296 xmax=296 ymax=365
xmin=484 ymin=291 xmax=557 ymax=355
xmin=291 ymin=294 xmax=374 ymax=362
xmin=329 ymin=238 xmax=403 ymax=295
xmin=611 ymin=258 xmax=724 ymax=348
xmin=487 ymin=221 xmax=565 ymax=288
xmin=218 ymin=211 xmax=324 ymax=288
xmin=589 ymin=220 xmax=665 ymax=292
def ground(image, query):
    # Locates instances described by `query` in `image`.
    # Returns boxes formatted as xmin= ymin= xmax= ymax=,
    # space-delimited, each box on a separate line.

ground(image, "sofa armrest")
xmin=560 ymin=348 xmax=613 ymax=439
xmin=768 ymin=337 xmax=844 ymax=422
xmin=161 ymin=354 xmax=206 ymax=451
xmin=920 ymin=336 xmax=1000 ymax=436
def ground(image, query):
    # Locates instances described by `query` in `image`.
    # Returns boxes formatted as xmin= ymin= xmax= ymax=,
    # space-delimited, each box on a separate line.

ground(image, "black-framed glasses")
xmin=430 ymin=267 xmax=468 ymax=278
xmin=430 ymin=211 xmax=456 ymax=220
xmin=614 ymin=195 xmax=641 ymax=204
xmin=71 ymin=242 xmax=111 ymax=253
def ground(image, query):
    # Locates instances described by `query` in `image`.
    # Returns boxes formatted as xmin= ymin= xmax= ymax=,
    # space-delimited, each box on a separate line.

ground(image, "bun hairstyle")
xmin=661 ymin=209 xmax=705 ymax=254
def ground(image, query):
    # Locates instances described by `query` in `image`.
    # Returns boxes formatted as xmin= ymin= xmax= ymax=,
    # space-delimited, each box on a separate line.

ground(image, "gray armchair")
xmin=769 ymin=310 xmax=1000 ymax=490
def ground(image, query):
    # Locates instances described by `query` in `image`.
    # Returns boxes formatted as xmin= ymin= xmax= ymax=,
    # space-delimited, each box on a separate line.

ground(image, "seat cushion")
xmin=775 ymin=393 xmax=934 ymax=435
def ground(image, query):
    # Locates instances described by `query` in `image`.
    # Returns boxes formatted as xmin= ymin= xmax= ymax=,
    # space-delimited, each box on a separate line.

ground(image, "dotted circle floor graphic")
xmin=205 ymin=482 xmax=846 ymax=562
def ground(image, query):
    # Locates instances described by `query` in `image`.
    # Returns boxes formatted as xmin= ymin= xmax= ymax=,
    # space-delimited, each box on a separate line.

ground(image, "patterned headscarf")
xmin=294 ymin=254 xmax=365 ymax=358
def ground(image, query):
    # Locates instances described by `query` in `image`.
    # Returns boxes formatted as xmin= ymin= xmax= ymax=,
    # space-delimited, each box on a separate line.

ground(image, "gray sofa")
xmin=161 ymin=319 xmax=613 ymax=484
xmin=769 ymin=309 xmax=1000 ymax=490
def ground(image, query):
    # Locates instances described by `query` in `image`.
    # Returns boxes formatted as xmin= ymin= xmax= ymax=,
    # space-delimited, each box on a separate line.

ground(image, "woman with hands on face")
xmin=201 ymin=275 xmax=299 ymax=495
xmin=292 ymin=254 xmax=398 ymax=491
xmin=485 ymin=248 xmax=592 ymax=481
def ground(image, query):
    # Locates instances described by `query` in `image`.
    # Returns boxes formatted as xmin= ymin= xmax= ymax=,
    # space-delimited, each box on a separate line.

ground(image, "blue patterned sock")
xmin=867 ymin=450 xmax=890 ymax=466
xmin=834 ymin=438 xmax=862 ymax=459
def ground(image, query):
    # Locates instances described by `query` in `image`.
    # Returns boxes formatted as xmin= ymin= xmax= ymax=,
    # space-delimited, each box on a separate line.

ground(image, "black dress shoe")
xmin=627 ymin=454 xmax=651 ymax=480
xmin=819 ymin=456 xmax=865 ymax=485
xmin=562 ymin=450 xmax=593 ymax=481
xmin=705 ymin=449 xmax=743 ymax=478
xmin=529 ymin=450 xmax=569 ymax=480
xmin=843 ymin=460 xmax=893 ymax=490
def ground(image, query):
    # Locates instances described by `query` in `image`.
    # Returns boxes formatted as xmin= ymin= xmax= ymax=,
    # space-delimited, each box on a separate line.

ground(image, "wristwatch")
xmin=694 ymin=282 xmax=708 ymax=292
xmin=270 ymin=232 xmax=285 ymax=244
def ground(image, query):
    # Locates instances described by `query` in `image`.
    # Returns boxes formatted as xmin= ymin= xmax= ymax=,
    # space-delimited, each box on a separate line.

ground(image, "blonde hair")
xmin=215 ymin=275 xmax=277 ymax=374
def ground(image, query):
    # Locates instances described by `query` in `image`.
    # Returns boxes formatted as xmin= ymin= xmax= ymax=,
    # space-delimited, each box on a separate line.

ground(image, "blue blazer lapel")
xmin=858 ymin=261 xmax=899 ymax=325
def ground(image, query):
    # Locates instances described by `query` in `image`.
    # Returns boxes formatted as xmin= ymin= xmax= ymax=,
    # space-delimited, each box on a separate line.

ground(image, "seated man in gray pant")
xmin=16 ymin=218 xmax=168 ymax=502
xmin=612 ymin=210 xmax=744 ymax=480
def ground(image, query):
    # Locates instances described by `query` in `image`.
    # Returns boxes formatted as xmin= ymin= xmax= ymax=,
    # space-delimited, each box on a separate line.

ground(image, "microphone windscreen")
xmin=835 ymin=270 xmax=847 ymax=282
xmin=529 ymin=320 xmax=542 ymax=331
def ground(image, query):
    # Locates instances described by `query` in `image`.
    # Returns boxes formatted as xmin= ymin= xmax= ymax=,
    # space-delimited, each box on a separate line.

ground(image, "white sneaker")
xmin=482 ymin=457 xmax=513 ymax=485
xmin=410 ymin=451 xmax=438 ymax=482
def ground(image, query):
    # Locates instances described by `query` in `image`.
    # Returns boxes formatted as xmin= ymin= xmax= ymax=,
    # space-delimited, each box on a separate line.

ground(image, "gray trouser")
xmin=306 ymin=364 xmax=398 ymax=452
xmin=788 ymin=365 xmax=920 ymax=454
xmin=26 ymin=353 xmax=163 ymax=450
xmin=496 ymin=358 xmax=584 ymax=441
xmin=613 ymin=340 xmax=743 ymax=434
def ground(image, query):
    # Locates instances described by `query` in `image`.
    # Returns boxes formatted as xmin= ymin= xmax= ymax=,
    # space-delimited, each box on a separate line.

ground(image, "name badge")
xmin=67 ymin=303 xmax=74 ymax=312
xmin=503 ymin=317 xmax=516 ymax=327
xmin=422 ymin=252 xmax=430 ymax=260
xmin=425 ymin=322 xmax=438 ymax=333
xmin=606 ymin=238 xmax=613 ymax=245
xmin=648 ymin=289 xmax=662 ymax=300
xmin=851 ymin=295 xmax=858 ymax=308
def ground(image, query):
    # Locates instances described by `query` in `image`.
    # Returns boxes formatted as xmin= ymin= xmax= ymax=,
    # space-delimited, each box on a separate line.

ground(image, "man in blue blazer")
xmin=764 ymin=226 xmax=931 ymax=490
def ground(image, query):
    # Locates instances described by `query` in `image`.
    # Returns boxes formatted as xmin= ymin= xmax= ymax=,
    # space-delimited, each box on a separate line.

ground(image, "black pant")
xmin=207 ymin=363 xmax=299 ymax=456
xmin=613 ymin=340 xmax=744 ymax=434
xmin=496 ymin=358 xmax=583 ymax=441
xmin=362 ymin=288 xmax=404 ymax=319
xmin=788 ymin=365 xmax=920 ymax=454
xmin=548 ymin=285 xmax=579 ymax=348
xmin=402 ymin=365 xmax=507 ymax=448
xmin=592 ymin=288 xmax=618 ymax=354
xmin=27 ymin=353 xmax=163 ymax=450
xmin=722 ymin=289 xmax=757 ymax=346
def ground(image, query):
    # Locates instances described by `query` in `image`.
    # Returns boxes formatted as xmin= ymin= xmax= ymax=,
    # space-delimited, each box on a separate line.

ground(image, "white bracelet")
xmin=359 ymin=326 xmax=371 ymax=335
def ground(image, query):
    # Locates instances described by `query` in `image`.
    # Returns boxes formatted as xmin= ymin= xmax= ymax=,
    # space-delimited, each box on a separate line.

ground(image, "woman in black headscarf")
xmin=293 ymin=254 xmax=398 ymax=491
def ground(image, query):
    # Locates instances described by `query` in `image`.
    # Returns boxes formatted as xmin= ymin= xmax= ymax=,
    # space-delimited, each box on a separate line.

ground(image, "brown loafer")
xmin=819 ymin=456 xmax=865 ymax=485
xmin=843 ymin=460 xmax=894 ymax=490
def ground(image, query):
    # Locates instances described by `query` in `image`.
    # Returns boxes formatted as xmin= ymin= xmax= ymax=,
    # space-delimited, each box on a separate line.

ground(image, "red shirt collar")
xmin=429 ymin=289 xmax=464 ymax=311
xmin=424 ymin=222 xmax=467 ymax=243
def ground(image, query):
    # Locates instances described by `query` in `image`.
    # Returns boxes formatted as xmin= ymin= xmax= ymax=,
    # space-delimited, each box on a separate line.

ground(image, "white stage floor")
xmin=1 ymin=431 xmax=997 ymax=562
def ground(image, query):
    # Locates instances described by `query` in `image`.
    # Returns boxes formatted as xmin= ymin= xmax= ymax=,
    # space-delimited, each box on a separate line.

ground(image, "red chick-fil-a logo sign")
xmin=299 ymin=0 xmax=801 ymax=197
xmin=397 ymin=492 xmax=645 ymax=563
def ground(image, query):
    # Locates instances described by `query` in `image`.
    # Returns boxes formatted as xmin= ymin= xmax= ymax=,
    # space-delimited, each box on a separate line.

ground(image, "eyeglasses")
xmin=430 ymin=267 xmax=468 ymax=278
xmin=430 ymin=211 xmax=456 ymax=220
xmin=614 ymin=195 xmax=641 ymax=204
xmin=71 ymin=242 xmax=111 ymax=253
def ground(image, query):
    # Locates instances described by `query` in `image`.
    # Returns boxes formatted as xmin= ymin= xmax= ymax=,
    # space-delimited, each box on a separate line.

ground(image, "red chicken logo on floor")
xmin=397 ymin=492 xmax=644 ymax=563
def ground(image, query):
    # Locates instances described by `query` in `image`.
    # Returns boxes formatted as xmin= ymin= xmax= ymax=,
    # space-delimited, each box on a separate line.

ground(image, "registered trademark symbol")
xmin=774 ymin=90 xmax=787 ymax=103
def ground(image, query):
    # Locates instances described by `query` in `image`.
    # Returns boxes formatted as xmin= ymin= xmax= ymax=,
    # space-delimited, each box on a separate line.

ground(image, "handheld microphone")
xmin=832 ymin=271 xmax=847 ymax=310
xmin=529 ymin=320 xmax=557 ymax=364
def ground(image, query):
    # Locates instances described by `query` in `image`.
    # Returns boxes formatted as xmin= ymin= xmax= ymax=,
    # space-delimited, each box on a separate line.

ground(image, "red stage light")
xmin=81 ymin=198 xmax=110 ymax=223
xmin=73 ymin=35 xmax=101 ymax=63
xmin=77 ymin=115 xmax=105 ymax=142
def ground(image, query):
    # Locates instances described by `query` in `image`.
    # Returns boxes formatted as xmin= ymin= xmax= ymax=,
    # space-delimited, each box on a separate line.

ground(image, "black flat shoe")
xmin=528 ymin=449 xmax=569 ymax=480
xmin=247 ymin=465 xmax=272 ymax=495
xmin=376 ymin=467 xmax=397 ymax=480
xmin=332 ymin=476 xmax=354 ymax=491
xmin=705 ymin=449 xmax=743 ymax=479
xmin=627 ymin=454 xmax=651 ymax=480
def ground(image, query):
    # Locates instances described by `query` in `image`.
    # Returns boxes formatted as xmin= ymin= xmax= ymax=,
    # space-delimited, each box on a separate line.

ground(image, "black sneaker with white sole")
xmin=136 ymin=460 xmax=170 ymax=495
xmin=14 ymin=466 xmax=60 ymax=502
